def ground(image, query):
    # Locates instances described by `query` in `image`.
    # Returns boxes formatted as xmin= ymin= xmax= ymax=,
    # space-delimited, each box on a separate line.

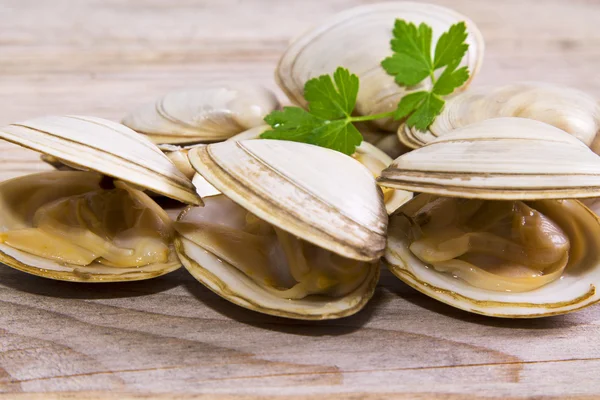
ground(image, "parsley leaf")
xmin=310 ymin=120 xmax=363 ymax=156
xmin=261 ymin=107 xmax=321 ymax=143
xmin=382 ymin=20 xmax=471 ymax=130
xmin=434 ymin=22 xmax=468 ymax=69
xmin=261 ymin=67 xmax=362 ymax=155
xmin=433 ymin=59 xmax=469 ymax=96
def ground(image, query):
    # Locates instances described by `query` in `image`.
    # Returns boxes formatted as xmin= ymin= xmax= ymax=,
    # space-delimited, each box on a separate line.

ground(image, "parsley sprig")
xmin=261 ymin=20 xmax=471 ymax=156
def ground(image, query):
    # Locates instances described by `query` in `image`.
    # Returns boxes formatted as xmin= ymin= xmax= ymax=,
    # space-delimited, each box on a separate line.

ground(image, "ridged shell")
xmin=379 ymin=118 xmax=600 ymax=200
xmin=227 ymin=126 xmax=412 ymax=214
xmin=122 ymin=85 xmax=280 ymax=144
xmin=0 ymin=171 xmax=181 ymax=282
xmin=399 ymin=82 xmax=600 ymax=149
xmin=0 ymin=115 xmax=201 ymax=205
xmin=385 ymin=193 xmax=600 ymax=317
xmin=276 ymin=2 xmax=484 ymax=131
xmin=187 ymin=139 xmax=388 ymax=261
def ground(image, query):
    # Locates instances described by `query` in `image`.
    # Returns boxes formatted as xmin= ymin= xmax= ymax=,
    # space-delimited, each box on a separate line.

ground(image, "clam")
xmin=399 ymin=82 xmax=600 ymax=150
xmin=122 ymin=85 xmax=280 ymax=144
xmin=379 ymin=117 xmax=600 ymax=317
xmin=276 ymin=2 xmax=484 ymax=131
xmin=0 ymin=115 xmax=201 ymax=282
xmin=175 ymin=139 xmax=388 ymax=319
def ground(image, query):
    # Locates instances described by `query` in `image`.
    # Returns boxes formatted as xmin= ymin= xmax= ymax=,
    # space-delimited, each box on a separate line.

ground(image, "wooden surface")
xmin=1 ymin=0 xmax=600 ymax=398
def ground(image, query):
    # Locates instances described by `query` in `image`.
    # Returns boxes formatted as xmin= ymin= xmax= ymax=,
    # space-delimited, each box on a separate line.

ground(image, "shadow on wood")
xmin=182 ymin=269 xmax=382 ymax=336
xmin=0 ymin=264 xmax=183 ymax=299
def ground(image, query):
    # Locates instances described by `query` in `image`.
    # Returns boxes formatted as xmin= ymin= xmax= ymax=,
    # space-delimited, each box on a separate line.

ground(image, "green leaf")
xmin=433 ymin=59 xmax=469 ymax=96
xmin=433 ymin=22 xmax=468 ymax=70
xmin=261 ymin=68 xmax=363 ymax=155
xmin=383 ymin=20 xmax=433 ymax=86
xmin=406 ymin=93 xmax=445 ymax=131
xmin=381 ymin=54 xmax=431 ymax=87
xmin=309 ymin=120 xmax=363 ymax=156
xmin=394 ymin=91 xmax=429 ymax=120
xmin=261 ymin=107 xmax=322 ymax=142
xmin=304 ymin=67 xmax=359 ymax=119
xmin=390 ymin=21 xmax=432 ymax=70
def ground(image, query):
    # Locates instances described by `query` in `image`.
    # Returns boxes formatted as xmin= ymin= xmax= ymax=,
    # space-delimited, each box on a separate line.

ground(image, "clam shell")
xmin=379 ymin=118 xmax=600 ymax=200
xmin=187 ymin=139 xmax=388 ymax=261
xmin=226 ymin=126 xmax=412 ymax=214
xmin=276 ymin=2 xmax=484 ymax=130
xmin=122 ymin=85 xmax=280 ymax=144
xmin=399 ymin=82 xmax=600 ymax=149
xmin=0 ymin=115 xmax=201 ymax=205
xmin=385 ymin=193 xmax=600 ymax=317
xmin=0 ymin=171 xmax=181 ymax=282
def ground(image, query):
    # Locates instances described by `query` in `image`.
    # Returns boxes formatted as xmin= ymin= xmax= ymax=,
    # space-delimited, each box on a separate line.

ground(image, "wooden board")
xmin=0 ymin=0 xmax=599 ymax=398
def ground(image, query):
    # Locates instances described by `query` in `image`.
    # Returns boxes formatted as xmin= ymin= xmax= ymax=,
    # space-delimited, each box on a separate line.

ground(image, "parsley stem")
xmin=429 ymin=71 xmax=437 ymax=85
xmin=348 ymin=111 xmax=396 ymax=123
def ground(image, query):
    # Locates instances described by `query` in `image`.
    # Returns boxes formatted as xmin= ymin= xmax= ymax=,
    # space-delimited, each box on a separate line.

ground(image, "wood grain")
xmin=0 ymin=0 xmax=599 ymax=398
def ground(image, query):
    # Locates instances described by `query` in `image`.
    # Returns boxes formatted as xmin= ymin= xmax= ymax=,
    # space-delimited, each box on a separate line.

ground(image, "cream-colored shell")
xmin=276 ymin=2 xmax=484 ymax=131
xmin=379 ymin=118 xmax=600 ymax=200
xmin=385 ymin=193 xmax=600 ymax=317
xmin=187 ymin=139 xmax=388 ymax=261
xmin=399 ymin=82 xmax=600 ymax=150
xmin=122 ymin=85 xmax=280 ymax=144
xmin=0 ymin=115 xmax=201 ymax=205
xmin=0 ymin=171 xmax=181 ymax=282
xmin=227 ymin=126 xmax=412 ymax=214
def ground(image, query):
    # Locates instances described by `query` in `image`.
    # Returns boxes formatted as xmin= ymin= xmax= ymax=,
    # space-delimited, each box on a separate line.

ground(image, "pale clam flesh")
xmin=0 ymin=171 xmax=180 ymax=282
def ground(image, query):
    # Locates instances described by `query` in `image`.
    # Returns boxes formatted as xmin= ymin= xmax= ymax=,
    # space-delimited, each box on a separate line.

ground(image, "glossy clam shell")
xmin=385 ymin=193 xmax=600 ymax=317
xmin=0 ymin=171 xmax=181 ymax=282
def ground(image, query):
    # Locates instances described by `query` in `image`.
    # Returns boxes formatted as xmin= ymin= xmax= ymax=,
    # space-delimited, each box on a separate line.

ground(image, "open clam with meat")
xmin=0 ymin=115 xmax=201 ymax=282
xmin=380 ymin=117 xmax=600 ymax=317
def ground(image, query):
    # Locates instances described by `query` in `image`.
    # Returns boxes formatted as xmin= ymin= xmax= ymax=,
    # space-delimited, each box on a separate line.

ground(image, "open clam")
xmin=379 ymin=117 xmax=600 ymax=317
xmin=175 ymin=139 xmax=388 ymax=319
xmin=122 ymin=85 xmax=280 ymax=144
xmin=0 ymin=115 xmax=201 ymax=282
xmin=399 ymin=82 xmax=600 ymax=150
xmin=276 ymin=2 xmax=484 ymax=131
